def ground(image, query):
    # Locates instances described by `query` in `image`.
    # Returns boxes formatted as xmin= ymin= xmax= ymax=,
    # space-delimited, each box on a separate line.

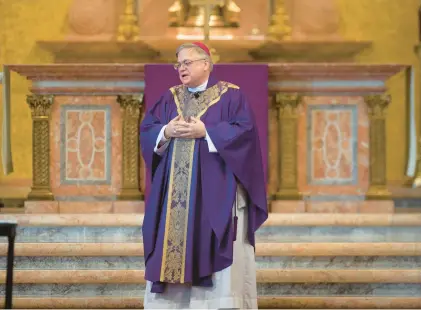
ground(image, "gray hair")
xmin=176 ymin=43 xmax=213 ymax=71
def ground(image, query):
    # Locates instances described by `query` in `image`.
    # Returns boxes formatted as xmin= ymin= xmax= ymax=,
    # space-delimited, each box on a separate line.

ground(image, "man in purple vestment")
xmin=140 ymin=42 xmax=268 ymax=309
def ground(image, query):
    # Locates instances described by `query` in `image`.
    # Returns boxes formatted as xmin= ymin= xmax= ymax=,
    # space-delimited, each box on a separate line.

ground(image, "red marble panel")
xmin=310 ymin=108 xmax=354 ymax=183
xmin=50 ymin=96 xmax=122 ymax=197
xmin=65 ymin=109 xmax=107 ymax=182
xmin=298 ymin=96 xmax=369 ymax=196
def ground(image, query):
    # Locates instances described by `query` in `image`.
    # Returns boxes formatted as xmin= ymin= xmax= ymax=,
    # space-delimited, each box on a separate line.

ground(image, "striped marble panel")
xmin=256 ymin=226 xmax=421 ymax=243
xmin=257 ymin=283 xmax=421 ymax=296
xmin=254 ymin=256 xmax=421 ymax=269
xmin=0 ymin=257 xmax=143 ymax=270
xmin=0 ymin=284 xmax=143 ymax=297
xmin=1 ymin=256 xmax=420 ymax=270
xmin=0 ymin=227 xmax=142 ymax=243
xmin=1 ymin=283 xmax=419 ymax=297
xmin=1 ymin=226 xmax=420 ymax=244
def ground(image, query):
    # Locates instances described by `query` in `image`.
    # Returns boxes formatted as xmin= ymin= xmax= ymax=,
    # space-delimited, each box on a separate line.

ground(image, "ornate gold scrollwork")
xmin=274 ymin=93 xmax=302 ymax=200
xmin=268 ymin=0 xmax=292 ymax=40
xmin=117 ymin=94 xmax=144 ymax=200
xmin=116 ymin=0 xmax=140 ymax=42
xmin=364 ymin=94 xmax=391 ymax=199
xmin=27 ymin=94 xmax=54 ymax=201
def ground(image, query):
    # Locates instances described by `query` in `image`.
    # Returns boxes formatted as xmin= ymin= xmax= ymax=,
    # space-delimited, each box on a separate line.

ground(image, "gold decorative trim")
xmin=364 ymin=94 xmax=391 ymax=200
xmin=26 ymin=94 xmax=54 ymax=201
xmin=268 ymin=0 xmax=292 ymax=40
xmin=274 ymin=93 xmax=302 ymax=200
xmin=116 ymin=0 xmax=140 ymax=42
xmin=170 ymin=81 xmax=237 ymax=117
xmin=117 ymin=94 xmax=144 ymax=200
xmin=160 ymin=82 xmax=231 ymax=283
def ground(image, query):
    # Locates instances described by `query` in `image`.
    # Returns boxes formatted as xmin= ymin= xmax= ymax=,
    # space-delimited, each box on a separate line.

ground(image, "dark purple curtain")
xmin=143 ymin=64 xmax=268 ymax=198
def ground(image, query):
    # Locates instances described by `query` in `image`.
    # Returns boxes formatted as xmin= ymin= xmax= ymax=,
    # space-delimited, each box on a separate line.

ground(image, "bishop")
xmin=140 ymin=41 xmax=267 ymax=309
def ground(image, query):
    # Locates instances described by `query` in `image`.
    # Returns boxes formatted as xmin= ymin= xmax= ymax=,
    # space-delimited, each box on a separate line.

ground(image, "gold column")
xmin=27 ymin=94 xmax=54 ymax=201
xmin=274 ymin=93 xmax=302 ymax=200
xmin=117 ymin=94 xmax=144 ymax=200
xmin=267 ymin=93 xmax=279 ymax=199
xmin=364 ymin=94 xmax=391 ymax=199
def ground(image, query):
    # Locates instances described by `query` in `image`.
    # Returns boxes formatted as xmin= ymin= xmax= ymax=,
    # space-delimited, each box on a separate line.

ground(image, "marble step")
xmin=1 ymin=255 xmax=421 ymax=270
xmin=0 ymin=213 xmax=420 ymax=244
xmin=1 ymin=242 xmax=421 ymax=256
xmin=0 ymin=213 xmax=420 ymax=226
xmin=2 ymin=226 xmax=421 ymax=243
xmin=0 ymin=269 xmax=420 ymax=284
xmin=0 ymin=296 xmax=420 ymax=309
xmin=2 ymin=283 xmax=421 ymax=297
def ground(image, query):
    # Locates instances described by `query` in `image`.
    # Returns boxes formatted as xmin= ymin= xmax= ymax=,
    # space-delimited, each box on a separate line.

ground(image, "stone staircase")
xmin=0 ymin=213 xmax=420 ymax=309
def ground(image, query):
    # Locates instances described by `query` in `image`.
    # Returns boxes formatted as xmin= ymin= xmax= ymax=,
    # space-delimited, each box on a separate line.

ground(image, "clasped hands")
xmin=164 ymin=115 xmax=206 ymax=139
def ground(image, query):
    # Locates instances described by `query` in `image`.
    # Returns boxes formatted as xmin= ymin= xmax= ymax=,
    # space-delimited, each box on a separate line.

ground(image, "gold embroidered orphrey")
xmin=160 ymin=81 xmax=239 ymax=283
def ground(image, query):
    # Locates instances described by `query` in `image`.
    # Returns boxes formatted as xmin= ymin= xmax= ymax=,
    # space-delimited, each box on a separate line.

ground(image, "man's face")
xmin=176 ymin=48 xmax=209 ymax=87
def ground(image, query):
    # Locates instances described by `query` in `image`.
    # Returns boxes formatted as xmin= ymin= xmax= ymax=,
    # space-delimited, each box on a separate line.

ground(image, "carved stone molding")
xmin=26 ymin=94 xmax=54 ymax=201
xmin=274 ymin=93 xmax=302 ymax=200
xmin=364 ymin=94 xmax=391 ymax=199
xmin=117 ymin=94 xmax=144 ymax=200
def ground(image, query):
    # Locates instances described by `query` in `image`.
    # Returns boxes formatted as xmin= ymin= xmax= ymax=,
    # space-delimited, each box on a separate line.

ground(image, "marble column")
xmin=117 ymin=94 xmax=144 ymax=200
xmin=364 ymin=94 xmax=391 ymax=199
xmin=27 ymin=94 xmax=54 ymax=200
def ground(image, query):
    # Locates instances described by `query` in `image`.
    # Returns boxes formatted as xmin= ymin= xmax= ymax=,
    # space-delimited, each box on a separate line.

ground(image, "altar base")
xmin=8 ymin=64 xmax=146 ymax=214
xmin=24 ymin=201 xmax=144 ymax=214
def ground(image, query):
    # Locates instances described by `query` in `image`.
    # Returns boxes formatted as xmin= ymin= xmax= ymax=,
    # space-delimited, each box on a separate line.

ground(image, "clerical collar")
xmin=188 ymin=80 xmax=208 ymax=93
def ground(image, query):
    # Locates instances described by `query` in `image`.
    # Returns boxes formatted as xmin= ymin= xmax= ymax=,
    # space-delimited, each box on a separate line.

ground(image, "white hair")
xmin=176 ymin=43 xmax=214 ymax=71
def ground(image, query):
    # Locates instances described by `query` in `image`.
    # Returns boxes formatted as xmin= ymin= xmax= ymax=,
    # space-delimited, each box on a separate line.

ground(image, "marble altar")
xmin=4 ymin=63 xmax=407 ymax=214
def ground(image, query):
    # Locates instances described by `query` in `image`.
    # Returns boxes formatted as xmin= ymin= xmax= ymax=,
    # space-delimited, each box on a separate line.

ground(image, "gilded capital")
xmin=275 ymin=93 xmax=302 ymax=116
xmin=364 ymin=94 xmax=390 ymax=118
xmin=117 ymin=94 xmax=144 ymax=117
xmin=27 ymin=94 xmax=54 ymax=118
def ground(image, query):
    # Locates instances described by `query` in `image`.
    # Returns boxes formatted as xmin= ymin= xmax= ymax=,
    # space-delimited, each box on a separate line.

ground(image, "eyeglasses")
xmin=174 ymin=58 xmax=206 ymax=70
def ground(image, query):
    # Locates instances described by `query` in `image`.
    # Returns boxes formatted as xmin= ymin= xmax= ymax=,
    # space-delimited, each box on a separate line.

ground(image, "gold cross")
xmin=189 ymin=0 xmax=223 ymax=42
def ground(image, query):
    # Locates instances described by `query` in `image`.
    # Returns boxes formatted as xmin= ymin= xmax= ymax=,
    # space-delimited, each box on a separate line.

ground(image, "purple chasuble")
xmin=140 ymin=75 xmax=268 ymax=293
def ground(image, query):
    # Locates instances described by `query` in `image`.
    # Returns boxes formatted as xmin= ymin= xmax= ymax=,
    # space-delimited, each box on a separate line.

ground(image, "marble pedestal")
xmin=8 ymin=64 xmax=146 ymax=213
xmin=268 ymin=64 xmax=407 ymax=213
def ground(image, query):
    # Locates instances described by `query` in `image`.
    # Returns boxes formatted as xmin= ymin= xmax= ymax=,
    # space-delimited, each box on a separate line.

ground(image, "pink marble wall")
xmin=50 ymin=96 xmax=122 ymax=197
xmin=297 ymin=96 xmax=369 ymax=197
